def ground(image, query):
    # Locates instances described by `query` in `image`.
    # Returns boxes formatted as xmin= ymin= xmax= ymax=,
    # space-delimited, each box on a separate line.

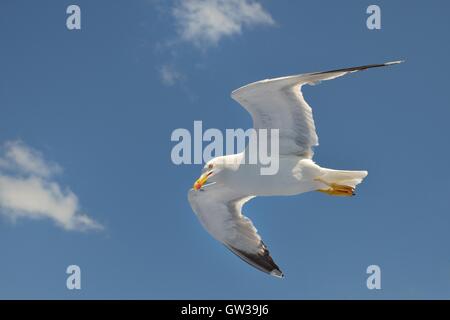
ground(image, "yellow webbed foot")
xmin=315 ymin=178 xmax=355 ymax=197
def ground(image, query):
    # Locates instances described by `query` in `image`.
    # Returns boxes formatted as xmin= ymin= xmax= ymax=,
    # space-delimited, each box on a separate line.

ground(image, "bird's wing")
xmin=188 ymin=185 xmax=283 ymax=278
xmin=231 ymin=61 xmax=403 ymax=156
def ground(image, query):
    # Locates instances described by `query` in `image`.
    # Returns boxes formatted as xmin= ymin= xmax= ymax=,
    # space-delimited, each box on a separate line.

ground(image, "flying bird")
xmin=188 ymin=61 xmax=403 ymax=278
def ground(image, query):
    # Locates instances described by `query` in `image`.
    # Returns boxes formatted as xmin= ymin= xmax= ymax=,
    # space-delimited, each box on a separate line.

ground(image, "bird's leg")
xmin=314 ymin=178 xmax=355 ymax=197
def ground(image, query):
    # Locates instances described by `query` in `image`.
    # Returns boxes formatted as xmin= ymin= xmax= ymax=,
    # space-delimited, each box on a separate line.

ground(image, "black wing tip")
xmin=314 ymin=60 xmax=404 ymax=75
xmin=270 ymin=268 xmax=284 ymax=279
xmin=226 ymin=242 xmax=285 ymax=278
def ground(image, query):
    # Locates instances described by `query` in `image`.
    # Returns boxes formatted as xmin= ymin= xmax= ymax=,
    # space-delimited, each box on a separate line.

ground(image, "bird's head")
xmin=193 ymin=158 xmax=226 ymax=191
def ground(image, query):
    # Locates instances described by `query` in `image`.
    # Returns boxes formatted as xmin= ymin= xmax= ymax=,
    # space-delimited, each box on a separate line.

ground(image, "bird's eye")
xmin=208 ymin=164 xmax=213 ymax=170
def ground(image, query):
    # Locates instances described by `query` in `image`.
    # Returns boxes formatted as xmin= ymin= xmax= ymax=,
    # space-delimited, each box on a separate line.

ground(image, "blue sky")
xmin=0 ymin=0 xmax=450 ymax=299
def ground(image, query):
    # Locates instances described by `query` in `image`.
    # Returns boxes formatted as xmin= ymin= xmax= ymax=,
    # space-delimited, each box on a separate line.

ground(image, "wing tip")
xmin=226 ymin=243 xmax=285 ymax=278
xmin=231 ymin=59 xmax=405 ymax=98
xmin=385 ymin=59 xmax=405 ymax=65
xmin=313 ymin=59 xmax=405 ymax=76
xmin=270 ymin=268 xmax=284 ymax=279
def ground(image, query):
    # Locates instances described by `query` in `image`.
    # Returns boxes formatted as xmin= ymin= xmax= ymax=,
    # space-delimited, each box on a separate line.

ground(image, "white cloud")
xmin=172 ymin=0 xmax=275 ymax=47
xmin=159 ymin=64 xmax=184 ymax=86
xmin=3 ymin=140 xmax=61 ymax=177
xmin=0 ymin=141 xmax=102 ymax=231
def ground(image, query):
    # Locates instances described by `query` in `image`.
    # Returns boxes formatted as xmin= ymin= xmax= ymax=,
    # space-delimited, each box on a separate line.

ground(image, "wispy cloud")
xmin=159 ymin=64 xmax=184 ymax=86
xmin=0 ymin=140 xmax=62 ymax=177
xmin=0 ymin=141 xmax=102 ymax=231
xmin=172 ymin=0 xmax=275 ymax=47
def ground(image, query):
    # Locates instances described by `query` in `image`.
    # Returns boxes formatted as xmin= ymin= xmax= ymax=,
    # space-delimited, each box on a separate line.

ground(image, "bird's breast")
xmin=225 ymin=157 xmax=319 ymax=196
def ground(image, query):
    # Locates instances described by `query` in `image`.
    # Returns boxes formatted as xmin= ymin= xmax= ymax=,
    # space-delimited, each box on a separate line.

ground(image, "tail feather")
xmin=319 ymin=170 xmax=368 ymax=188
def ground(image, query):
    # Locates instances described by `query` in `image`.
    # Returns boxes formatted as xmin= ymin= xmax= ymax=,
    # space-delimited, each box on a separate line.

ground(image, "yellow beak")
xmin=193 ymin=172 xmax=212 ymax=190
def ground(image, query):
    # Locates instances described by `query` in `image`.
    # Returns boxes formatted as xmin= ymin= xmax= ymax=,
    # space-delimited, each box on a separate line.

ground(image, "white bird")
xmin=188 ymin=61 xmax=403 ymax=278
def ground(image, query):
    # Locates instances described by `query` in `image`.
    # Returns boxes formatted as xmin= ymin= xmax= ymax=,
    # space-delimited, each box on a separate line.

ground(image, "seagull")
xmin=188 ymin=61 xmax=403 ymax=278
